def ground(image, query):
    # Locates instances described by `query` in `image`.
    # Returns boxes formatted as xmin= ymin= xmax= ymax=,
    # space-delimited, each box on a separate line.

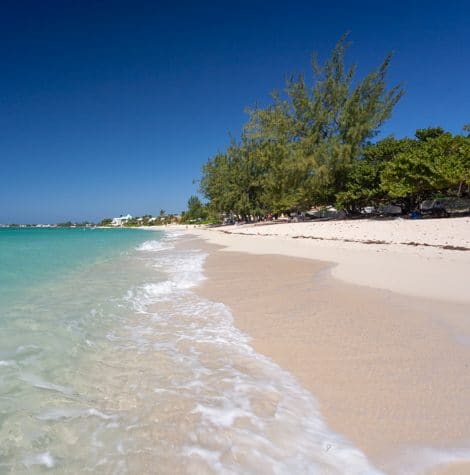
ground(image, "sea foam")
xmin=135 ymin=240 xmax=173 ymax=252
xmin=120 ymin=231 xmax=382 ymax=474
xmin=22 ymin=452 xmax=55 ymax=469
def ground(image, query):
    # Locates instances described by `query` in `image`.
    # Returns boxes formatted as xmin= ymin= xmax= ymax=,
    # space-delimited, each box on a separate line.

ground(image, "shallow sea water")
xmin=0 ymin=228 xmax=381 ymax=474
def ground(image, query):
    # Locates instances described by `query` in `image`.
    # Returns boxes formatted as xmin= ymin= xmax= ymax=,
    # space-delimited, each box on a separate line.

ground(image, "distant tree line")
xmin=57 ymin=221 xmax=93 ymax=228
xmin=186 ymin=36 xmax=469 ymax=220
xmin=98 ymin=211 xmax=180 ymax=227
xmin=180 ymin=196 xmax=218 ymax=224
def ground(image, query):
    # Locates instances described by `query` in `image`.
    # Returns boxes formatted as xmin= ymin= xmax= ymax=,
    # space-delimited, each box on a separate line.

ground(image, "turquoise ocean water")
xmin=0 ymin=228 xmax=161 ymax=472
xmin=0 ymin=227 xmax=381 ymax=474
xmin=0 ymin=228 xmax=152 ymax=305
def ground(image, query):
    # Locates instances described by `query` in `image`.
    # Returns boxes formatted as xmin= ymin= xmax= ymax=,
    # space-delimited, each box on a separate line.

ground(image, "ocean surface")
xmin=0 ymin=227 xmax=380 ymax=474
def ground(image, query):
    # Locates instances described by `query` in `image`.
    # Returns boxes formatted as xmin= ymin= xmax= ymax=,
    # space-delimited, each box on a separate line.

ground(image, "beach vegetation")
xmin=337 ymin=137 xmax=415 ymax=212
xmin=191 ymin=36 xmax=469 ymax=220
xmin=381 ymin=130 xmax=470 ymax=209
xmin=180 ymin=195 xmax=210 ymax=223
xmin=197 ymin=35 xmax=406 ymax=220
xmin=99 ymin=218 xmax=113 ymax=226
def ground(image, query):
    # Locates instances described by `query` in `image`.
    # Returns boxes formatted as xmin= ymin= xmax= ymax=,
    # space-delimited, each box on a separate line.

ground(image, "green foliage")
xmin=337 ymin=137 xmax=414 ymax=210
xmin=99 ymin=218 xmax=113 ymax=226
xmin=415 ymin=127 xmax=446 ymax=141
xmin=199 ymin=35 xmax=403 ymax=216
xmin=195 ymin=37 xmax=468 ymax=218
xmin=123 ymin=217 xmax=139 ymax=226
xmin=381 ymin=131 xmax=470 ymax=207
xmin=181 ymin=195 xmax=209 ymax=223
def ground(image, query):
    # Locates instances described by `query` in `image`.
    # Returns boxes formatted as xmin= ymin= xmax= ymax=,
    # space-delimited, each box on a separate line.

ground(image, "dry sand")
xmin=185 ymin=217 xmax=470 ymax=304
xmin=172 ymin=218 xmax=470 ymax=474
xmin=208 ymin=217 xmax=470 ymax=250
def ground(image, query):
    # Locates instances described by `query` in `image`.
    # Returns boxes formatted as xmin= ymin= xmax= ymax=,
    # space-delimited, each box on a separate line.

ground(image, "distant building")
xmin=111 ymin=214 xmax=132 ymax=226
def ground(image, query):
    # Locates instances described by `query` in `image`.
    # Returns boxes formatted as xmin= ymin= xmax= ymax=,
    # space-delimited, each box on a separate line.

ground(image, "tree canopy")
xmin=198 ymin=36 xmax=404 ymax=219
xmin=190 ymin=36 xmax=469 ymax=220
xmin=181 ymin=195 xmax=209 ymax=223
xmin=381 ymin=130 xmax=470 ymax=207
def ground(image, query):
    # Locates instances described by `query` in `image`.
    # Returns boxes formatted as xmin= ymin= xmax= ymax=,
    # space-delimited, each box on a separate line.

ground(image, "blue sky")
xmin=1 ymin=1 xmax=469 ymax=223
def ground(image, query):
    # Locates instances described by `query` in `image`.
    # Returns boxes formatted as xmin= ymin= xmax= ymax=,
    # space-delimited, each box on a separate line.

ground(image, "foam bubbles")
xmin=135 ymin=240 xmax=173 ymax=252
xmin=0 ymin=360 xmax=14 ymax=367
xmin=23 ymin=452 xmax=55 ymax=469
xmin=120 ymin=230 xmax=383 ymax=474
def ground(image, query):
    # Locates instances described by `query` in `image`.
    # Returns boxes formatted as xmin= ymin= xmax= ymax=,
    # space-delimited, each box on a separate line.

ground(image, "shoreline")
xmin=181 ymin=218 xmax=470 ymax=304
xmin=175 ymin=227 xmax=470 ymax=473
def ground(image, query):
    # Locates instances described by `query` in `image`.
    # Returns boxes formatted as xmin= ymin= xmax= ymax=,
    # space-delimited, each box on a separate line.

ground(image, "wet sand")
xmin=184 ymin=236 xmax=470 ymax=474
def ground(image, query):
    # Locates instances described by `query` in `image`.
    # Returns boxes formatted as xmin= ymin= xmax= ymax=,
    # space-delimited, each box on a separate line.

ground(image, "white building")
xmin=111 ymin=214 xmax=132 ymax=226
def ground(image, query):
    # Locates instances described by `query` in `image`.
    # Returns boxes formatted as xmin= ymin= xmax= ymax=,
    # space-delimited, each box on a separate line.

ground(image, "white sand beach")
xmin=173 ymin=217 xmax=470 ymax=473
xmin=185 ymin=217 xmax=470 ymax=304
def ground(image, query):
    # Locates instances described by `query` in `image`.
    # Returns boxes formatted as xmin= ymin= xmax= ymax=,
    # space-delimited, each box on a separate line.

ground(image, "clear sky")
xmin=1 ymin=1 xmax=469 ymax=223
